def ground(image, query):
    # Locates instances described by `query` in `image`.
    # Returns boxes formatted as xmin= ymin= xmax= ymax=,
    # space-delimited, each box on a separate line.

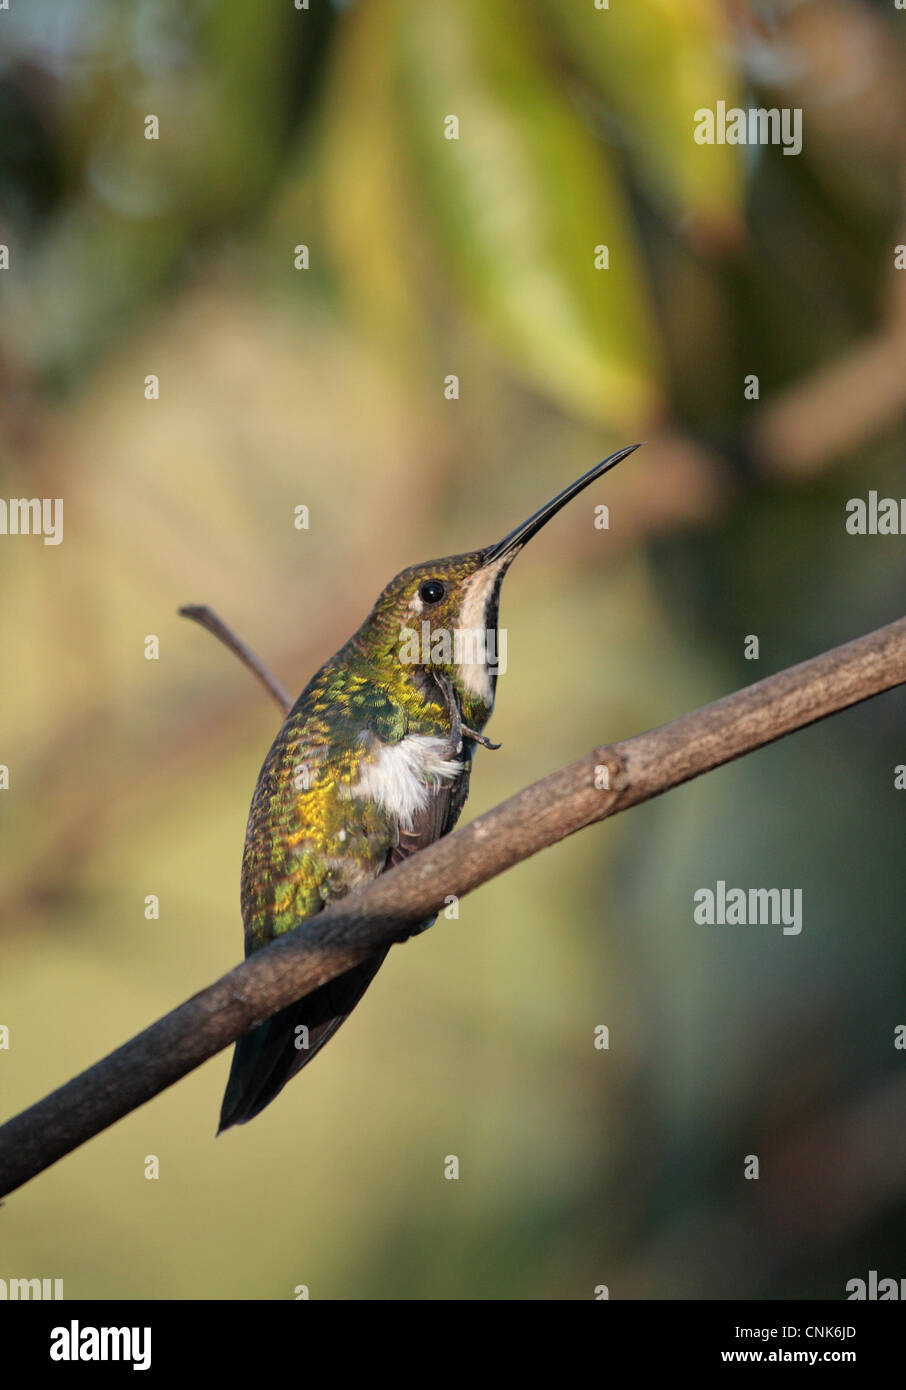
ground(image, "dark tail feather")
xmin=218 ymin=949 xmax=389 ymax=1131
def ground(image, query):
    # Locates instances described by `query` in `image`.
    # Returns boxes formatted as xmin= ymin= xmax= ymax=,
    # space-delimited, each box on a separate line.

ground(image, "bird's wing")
xmin=220 ymin=668 xmax=469 ymax=1128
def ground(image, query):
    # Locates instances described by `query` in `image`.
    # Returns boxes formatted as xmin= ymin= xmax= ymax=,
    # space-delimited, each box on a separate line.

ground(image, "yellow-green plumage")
xmin=242 ymin=652 xmax=455 ymax=950
xmin=220 ymin=551 xmax=494 ymax=1129
xmin=215 ymin=446 xmax=638 ymax=1130
xmin=241 ymin=552 xmax=489 ymax=952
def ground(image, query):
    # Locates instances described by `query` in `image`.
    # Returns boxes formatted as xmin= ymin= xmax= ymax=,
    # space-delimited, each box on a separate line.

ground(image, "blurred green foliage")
xmin=1 ymin=0 xmax=905 ymax=1299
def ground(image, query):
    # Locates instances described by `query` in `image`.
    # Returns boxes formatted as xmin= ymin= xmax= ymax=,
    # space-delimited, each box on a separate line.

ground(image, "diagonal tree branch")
xmin=179 ymin=604 xmax=293 ymax=713
xmin=1 ymin=615 xmax=905 ymax=1199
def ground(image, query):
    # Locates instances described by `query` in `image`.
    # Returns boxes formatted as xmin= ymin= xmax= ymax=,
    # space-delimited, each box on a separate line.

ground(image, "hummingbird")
xmin=209 ymin=443 xmax=639 ymax=1130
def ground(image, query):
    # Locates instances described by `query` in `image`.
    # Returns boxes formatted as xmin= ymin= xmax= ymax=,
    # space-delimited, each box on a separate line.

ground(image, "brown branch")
xmin=179 ymin=604 xmax=292 ymax=713
xmin=1 ymin=616 xmax=905 ymax=1199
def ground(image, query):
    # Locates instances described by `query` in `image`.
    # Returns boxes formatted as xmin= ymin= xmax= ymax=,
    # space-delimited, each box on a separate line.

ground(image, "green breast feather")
xmin=240 ymin=653 xmax=458 ymax=955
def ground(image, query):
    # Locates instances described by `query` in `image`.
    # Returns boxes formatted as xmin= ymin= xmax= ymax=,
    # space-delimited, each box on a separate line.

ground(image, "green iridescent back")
xmin=240 ymin=548 xmax=496 ymax=955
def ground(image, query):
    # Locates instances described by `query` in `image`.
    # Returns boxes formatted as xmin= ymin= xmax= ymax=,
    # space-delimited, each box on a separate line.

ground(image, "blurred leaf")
xmin=316 ymin=0 xmax=429 ymax=366
xmin=394 ymin=0 xmax=663 ymax=431
xmin=545 ymin=0 xmax=745 ymax=246
xmin=0 ymin=1 xmax=295 ymax=382
xmin=194 ymin=0 xmax=294 ymax=208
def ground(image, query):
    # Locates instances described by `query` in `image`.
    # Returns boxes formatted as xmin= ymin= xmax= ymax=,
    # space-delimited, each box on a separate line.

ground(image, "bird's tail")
xmin=217 ymin=949 xmax=389 ymax=1131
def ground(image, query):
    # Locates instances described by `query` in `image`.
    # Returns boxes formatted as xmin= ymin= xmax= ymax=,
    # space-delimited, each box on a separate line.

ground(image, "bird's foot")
xmin=431 ymin=670 xmax=500 ymax=752
xmin=432 ymin=671 xmax=465 ymax=757
xmin=463 ymin=726 xmax=501 ymax=750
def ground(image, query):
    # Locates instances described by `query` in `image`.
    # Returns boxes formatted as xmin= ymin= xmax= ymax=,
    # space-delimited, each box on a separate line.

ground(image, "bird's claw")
xmin=431 ymin=671 xmax=499 ymax=755
xmin=462 ymin=726 xmax=501 ymax=750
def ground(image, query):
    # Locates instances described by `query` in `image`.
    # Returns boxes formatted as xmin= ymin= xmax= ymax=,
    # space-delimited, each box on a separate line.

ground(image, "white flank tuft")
xmin=349 ymin=734 xmax=462 ymax=830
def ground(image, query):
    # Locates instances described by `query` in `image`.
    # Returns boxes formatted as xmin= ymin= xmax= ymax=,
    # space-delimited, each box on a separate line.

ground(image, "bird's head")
xmin=355 ymin=443 xmax=641 ymax=726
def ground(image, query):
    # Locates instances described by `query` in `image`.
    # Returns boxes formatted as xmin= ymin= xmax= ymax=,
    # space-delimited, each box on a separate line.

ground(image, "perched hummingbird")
xmin=216 ymin=444 xmax=639 ymax=1129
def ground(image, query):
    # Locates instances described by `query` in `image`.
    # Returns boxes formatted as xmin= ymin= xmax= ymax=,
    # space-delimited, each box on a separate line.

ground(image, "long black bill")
xmin=483 ymin=442 xmax=642 ymax=565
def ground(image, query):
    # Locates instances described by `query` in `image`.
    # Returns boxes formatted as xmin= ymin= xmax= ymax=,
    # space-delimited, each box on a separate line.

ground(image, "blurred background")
xmin=1 ymin=0 xmax=905 ymax=1300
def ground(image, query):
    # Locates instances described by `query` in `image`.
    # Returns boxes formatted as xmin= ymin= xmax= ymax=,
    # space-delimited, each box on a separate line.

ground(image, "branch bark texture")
xmin=1 ymin=616 xmax=904 ymax=1198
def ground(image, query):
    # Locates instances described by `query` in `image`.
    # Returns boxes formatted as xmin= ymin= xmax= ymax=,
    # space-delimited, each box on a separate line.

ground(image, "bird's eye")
xmin=419 ymin=579 xmax=446 ymax=605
